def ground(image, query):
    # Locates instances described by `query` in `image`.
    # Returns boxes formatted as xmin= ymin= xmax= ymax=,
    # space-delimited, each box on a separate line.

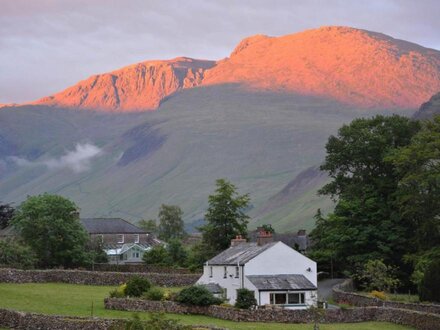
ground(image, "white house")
xmin=197 ymin=230 xmax=317 ymax=309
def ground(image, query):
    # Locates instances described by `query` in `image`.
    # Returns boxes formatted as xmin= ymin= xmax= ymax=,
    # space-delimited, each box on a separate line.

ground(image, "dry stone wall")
xmin=333 ymin=279 xmax=440 ymax=315
xmin=0 ymin=268 xmax=199 ymax=286
xmin=104 ymin=298 xmax=440 ymax=330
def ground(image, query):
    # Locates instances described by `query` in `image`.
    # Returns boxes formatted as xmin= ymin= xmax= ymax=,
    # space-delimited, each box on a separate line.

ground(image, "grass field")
xmin=0 ymin=283 xmax=414 ymax=330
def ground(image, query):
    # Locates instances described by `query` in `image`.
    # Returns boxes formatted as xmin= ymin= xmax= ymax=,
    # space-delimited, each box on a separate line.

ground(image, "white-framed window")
xmin=209 ymin=266 xmax=213 ymax=278
xmin=132 ymin=251 xmax=140 ymax=258
xmin=134 ymin=234 xmax=139 ymax=243
xmin=235 ymin=266 xmax=239 ymax=278
xmin=117 ymin=234 xmax=124 ymax=243
xmin=99 ymin=234 xmax=104 ymax=243
xmin=269 ymin=292 xmax=305 ymax=305
xmin=223 ymin=266 xmax=227 ymax=278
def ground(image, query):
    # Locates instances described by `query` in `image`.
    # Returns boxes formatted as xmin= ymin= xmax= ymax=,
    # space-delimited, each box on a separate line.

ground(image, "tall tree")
xmin=310 ymin=115 xmax=420 ymax=276
xmin=200 ymin=178 xmax=250 ymax=254
xmin=0 ymin=202 xmax=14 ymax=229
xmin=12 ymin=194 xmax=89 ymax=268
xmin=157 ymin=204 xmax=186 ymax=241
xmin=138 ymin=219 xmax=158 ymax=234
xmin=389 ymin=116 xmax=440 ymax=250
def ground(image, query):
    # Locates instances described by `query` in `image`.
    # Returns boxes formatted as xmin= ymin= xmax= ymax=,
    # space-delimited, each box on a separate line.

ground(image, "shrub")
xmin=109 ymin=284 xmax=127 ymax=298
xmin=143 ymin=287 xmax=164 ymax=301
xmin=369 ymin=290 xmax=387 ymax=300
xmin=125 ymin=276 xmax=151 ymax=297
xmin=0 ymin=239 xmax=37 ymax=269
xmin=235 ymin=288 xmax=257 ymax=309
xmin=175 ymin=285 xmax=222 ymax=306
xmin=419 ymin=258 xmax=440 ymax=303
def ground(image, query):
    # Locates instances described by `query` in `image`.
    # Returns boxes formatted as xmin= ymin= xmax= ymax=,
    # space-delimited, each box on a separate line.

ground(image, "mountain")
xmin=33 ymin=58 xmax=215 ymax=112
xmin=1 ymin=26 xmax=437 ymax=232
xmin=413 ymin=92 xmax=440 ymax=119
xmin=30 ymin=26 xmax=440 ymax=112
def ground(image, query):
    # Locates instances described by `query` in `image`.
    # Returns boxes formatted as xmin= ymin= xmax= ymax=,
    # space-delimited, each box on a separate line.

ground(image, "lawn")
xmin=0 ymin=283 xmax=414 ymax=330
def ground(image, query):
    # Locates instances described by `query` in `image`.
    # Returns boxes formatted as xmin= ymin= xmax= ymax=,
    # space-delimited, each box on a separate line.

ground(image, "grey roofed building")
xmin=247 ymin=274 xmax=317 ymax=291
xmin=206 ymin=242 xmax=277 ymax=266
xmin=81 ymin=218 xmax=146 ymax=234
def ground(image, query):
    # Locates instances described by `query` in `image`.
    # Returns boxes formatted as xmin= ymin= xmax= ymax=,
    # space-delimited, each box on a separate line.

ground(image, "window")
xmin=269 ymin=292 xmax=305 ymax=305
xmin=134 ymin=234 xmax=139 ymax=243
xmin=117 ymin=234 xmax=124 ymax=243
xmin=209 ymin=266 xmax=213 ymax=278
xmin=99 ymin=234 xmax=104 ymax=243
xmin=235 ymin=266 xmax=239 ymax=278
xmin=132 ymin=251 xmax=140 ymax=258
xmin=223 ymin=266 xmax=227 ymax=278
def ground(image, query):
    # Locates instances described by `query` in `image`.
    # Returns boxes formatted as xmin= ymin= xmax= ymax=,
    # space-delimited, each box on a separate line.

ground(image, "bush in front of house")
xmin=235 ymin=288 xmax=257 ymax=309
xmin=143 ymin=287 xmax=164 ymax=301
xmin=175 ymin=285 xmax=222 ymax=306
xmin=125 ymin=276 xmax=152 ymax=297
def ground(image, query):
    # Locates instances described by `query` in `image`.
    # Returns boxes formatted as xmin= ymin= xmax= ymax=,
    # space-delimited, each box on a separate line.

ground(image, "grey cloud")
xmin=10 ymin=143 xmax=103 ymax=173
xmin=0 ymin=0 xmax=439 ymax=103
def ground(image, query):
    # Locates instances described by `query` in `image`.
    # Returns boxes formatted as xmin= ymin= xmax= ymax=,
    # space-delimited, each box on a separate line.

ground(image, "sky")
xmin=1 ymin=0 xmax=439 ymax=104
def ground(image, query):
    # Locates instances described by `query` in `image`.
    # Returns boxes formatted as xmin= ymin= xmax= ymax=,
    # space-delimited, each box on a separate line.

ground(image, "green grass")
xmin=0 ymin=283 xmax=414 ymax=330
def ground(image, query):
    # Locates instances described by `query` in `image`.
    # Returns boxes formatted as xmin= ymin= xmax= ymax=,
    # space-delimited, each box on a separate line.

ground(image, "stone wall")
xmin=0 ymin=308 xmax=225 ymax=330
xmin=333 ymin=279 xmax=440 ymax=315
xmin=91 ymin=263 xmax=197 ymax=274
xmin=104 ymin=298 xmax=440 ymax=330
xmin=0 ymin=268 xmax=199 ymax=287
xmin=0 ymin=308 xmax=125 ymax=330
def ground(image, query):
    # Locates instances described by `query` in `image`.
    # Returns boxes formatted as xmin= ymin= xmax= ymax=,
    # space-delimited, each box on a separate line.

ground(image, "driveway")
xmin=318 ymin=278 xmax=345 ymax=308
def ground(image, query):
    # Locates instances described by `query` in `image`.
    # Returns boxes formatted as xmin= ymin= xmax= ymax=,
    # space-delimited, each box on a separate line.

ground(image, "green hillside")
xmin=0 ymin=85 xmax=414 ymax=231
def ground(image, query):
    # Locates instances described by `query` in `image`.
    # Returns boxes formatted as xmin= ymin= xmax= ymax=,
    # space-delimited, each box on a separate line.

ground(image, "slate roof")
xmin=201 ymin=283 xmax=223 ymax=294
xmin=206 ymin=242 xmax=278 ymax=266
xmin=80 ymin=218 xmax=146 ymax=234
xmin=246 ymin=274 xmax=316 ymax=291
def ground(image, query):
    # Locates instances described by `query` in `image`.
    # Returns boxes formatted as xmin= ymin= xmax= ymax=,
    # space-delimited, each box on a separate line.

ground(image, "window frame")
xmin=117 ymin=234 xmax=124 ymax=244
xmin=223 ymin=266 xmax=227 ymax=278
xmin=269 ymin=291 xmax=306 ymax=306
xmin=134 ymin=234 xmax=139 ymax=243
xmin=235 ymin=266 xmax=239 ymax=278
xmin=209 ymin=266 xmax=213 ymax=278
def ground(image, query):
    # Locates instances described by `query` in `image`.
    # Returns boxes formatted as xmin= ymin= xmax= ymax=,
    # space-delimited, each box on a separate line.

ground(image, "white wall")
xmin=197 ymin=264 xmax=244 ymax=304
xmin=245 ymin=242 xmax=317 ymax=286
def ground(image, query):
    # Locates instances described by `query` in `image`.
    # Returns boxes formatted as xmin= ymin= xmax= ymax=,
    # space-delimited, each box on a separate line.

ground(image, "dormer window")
xmin=117 ymin=234 xmax=124 ymax=243
xmin=134 ymin=234 xmax=139 ymax=243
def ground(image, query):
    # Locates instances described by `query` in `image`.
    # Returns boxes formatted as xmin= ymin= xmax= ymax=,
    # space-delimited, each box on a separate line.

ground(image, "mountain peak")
xmin=33 ymin=57 xmax=215 ymax=112
xmin=32 ymin=27 xmax=440 ymax=111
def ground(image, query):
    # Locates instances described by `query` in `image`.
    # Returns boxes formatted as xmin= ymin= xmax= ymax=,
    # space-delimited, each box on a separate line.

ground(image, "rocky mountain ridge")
xmin=30 ymin=26 xmax=440 ymax=112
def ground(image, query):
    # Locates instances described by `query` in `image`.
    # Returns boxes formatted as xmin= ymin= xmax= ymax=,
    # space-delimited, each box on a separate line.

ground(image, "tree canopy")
xmin=0 ymin=202 xmax=14 ymax=229
xmin=200 ymin=178 xmax=250 ymax=254
xmin=157 ymin=204 xmax=186 ymax=241
xmin=12 ymin=194 xmax=89 ymax=268
xmin=310 ymin=115 xmax=421 ymax=283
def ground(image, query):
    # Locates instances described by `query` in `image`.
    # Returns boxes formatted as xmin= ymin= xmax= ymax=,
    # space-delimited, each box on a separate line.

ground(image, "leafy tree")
xmin=200 ymin=179 xmax=250 ymax=254
xmin=157 ymin=205 xmax=186 ymax=241
xmin=235 ymin=288 xmax=257 ymax=309
xmin=311 ymin=115 xmax=420 ymax=278
xmin=88 ymin=238 xmax=109 ymax=264
xmin=0 ymin=239 xmax=37 ymax=269
xmin=355 ymin=259 xmax=400 ymax=292
xmin=12 ymin=194 xmax=89 ymax=268
xmin=166 ymin=239 xmax=187 ymax=267
xmin=419 ymin=258 xmax=440 ymax=303
xmin=0 ymin=202 xmax=14 ymax=229
xmin=389 ymin=116 xmax=440 ymax=250
xmin=138 ymin=219 xmax=158 ymax=234
xmin=143 ymin=245 xmax=171 ymax=266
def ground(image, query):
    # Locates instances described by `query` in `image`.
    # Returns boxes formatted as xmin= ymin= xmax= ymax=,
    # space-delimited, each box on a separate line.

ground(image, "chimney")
xmin=297 ymin=229 xmax=306 ymax=236
xmin=257 ymin=229 xmax=273 ymax=246
xmin=231 ymin=235 xmax=247 ymax=247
